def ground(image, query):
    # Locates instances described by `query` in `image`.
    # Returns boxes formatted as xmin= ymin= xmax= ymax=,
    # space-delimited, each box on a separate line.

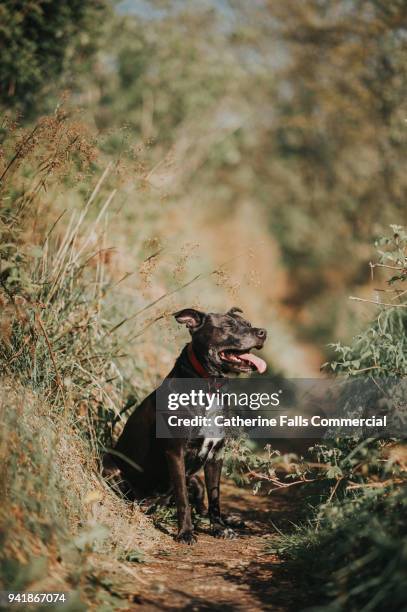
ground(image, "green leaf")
xmin=325 ymin=465 xmax=343 ymax=479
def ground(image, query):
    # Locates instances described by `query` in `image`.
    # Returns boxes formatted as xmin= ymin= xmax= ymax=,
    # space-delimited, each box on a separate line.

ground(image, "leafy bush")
xmin=271 ymin=485 xmax=407 ymax=612
xmin=268 ymin=227 xmax=407 ymax=611
xmin=327 ymin=226 xmax=407 ymax=377
xmin=0 ymin=0 xmax=107 ymax=112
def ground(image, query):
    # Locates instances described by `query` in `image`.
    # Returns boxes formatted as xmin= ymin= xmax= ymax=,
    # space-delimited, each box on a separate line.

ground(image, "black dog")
xmin=106 ymin=307 xmax=267 ymax=544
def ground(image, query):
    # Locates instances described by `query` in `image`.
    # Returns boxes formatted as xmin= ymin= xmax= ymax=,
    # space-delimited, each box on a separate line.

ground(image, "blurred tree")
xmin=94 ymin=8 xmax=245 ymax=141
xmin=86 ymin=0 xmax=406 ymax=344
xmin=254 ymin=0 xmax=407 ymax=318
xmin=0 ymin=0 xmax=108 ymax=112
xmin=10 ymin=0 xmax=402 ymax=347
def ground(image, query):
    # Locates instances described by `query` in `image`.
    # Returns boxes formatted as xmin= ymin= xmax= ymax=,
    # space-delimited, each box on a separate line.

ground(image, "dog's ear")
xmin=227 ymin=307 xmax=243 ymax=317
xmin=173 ymin=308 xmax=206 ymax=331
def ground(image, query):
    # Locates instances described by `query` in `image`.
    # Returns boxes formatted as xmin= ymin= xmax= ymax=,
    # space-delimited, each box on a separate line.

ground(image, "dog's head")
xmin=174 ymin=307 xmax=267 ymax=376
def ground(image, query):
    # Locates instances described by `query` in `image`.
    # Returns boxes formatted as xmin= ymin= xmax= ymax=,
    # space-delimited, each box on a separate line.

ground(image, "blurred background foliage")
xmin=1 ymin=0 xmax=406 ymax=372
xmin=0 ymin=0 xmax=109 ymax=113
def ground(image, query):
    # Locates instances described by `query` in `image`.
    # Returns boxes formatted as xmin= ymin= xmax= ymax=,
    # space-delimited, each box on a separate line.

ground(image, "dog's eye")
xmin=246 ymin=322 xmax=252 ymax=328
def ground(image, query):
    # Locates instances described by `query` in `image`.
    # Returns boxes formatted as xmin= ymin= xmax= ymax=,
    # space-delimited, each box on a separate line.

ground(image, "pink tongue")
xmin=239 ymin=353 xmax=267 ymax=374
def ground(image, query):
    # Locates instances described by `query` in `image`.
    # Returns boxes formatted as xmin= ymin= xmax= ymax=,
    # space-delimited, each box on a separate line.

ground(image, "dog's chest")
xmin=197 ymin=436 xmax=225 ymax=462
xmin=185 ymin=437 xmax=225 ymax=475
xmin=175 ymin=371 xmax=227 ymax=474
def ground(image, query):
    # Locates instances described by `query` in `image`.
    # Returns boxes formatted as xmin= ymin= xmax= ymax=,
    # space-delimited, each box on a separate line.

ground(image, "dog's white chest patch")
xmin=198 ymin=437 xmax=224 ymax=461
xmin=198 ymin=395 xmax=225 ymax=461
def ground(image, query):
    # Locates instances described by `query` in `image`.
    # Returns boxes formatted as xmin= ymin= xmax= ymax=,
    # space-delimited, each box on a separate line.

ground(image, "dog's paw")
xmin=175 ymin=530 xmax=197 ymax=545
xmin=211 ymin=525 xmax=237 ymax=539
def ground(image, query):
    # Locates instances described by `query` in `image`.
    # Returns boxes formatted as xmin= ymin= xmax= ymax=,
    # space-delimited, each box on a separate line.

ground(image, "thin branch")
xmin=349 ymin=296 xmax=407 ymax=308
xmin=108 ymin=250 xmax=254 ymax=335
xmin=35 ymin=311 xmax=67 ymax=410
xmin=370 ymin=262 xmax=405 ymax=271
xmin=326 ymin=477 xmax=343 ymax=503
xmin=0 ymin=125 xmax=39 ymax=184
xmin=247 ymin=469 xmax=316 ymax=489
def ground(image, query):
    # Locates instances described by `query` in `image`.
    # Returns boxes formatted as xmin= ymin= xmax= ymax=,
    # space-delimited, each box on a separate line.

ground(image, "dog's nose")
xmin=255 ymin=328 xmax=267 ymax=340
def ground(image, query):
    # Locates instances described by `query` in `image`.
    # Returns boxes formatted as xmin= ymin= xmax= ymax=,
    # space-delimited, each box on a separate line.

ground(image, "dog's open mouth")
xmin=219 ymin=349 xmax=267 ymax=373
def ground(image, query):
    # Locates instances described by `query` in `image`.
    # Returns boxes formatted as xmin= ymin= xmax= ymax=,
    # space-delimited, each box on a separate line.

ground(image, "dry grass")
xmin=0 ymin=381 xmax=162 ymax=602
xmin=0 ymin=111 xmax=175 ymax=604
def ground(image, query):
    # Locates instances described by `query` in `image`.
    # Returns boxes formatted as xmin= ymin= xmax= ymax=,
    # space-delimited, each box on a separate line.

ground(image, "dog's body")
xmin=107 ymin=307 xmax=267 ymax=544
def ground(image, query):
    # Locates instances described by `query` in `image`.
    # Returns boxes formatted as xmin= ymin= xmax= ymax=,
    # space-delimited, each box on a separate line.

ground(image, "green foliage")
xmin=223 ymin=437 xmax=307 ymax=493
xmin=0 ymin=386 xmax=83 ymax=594
xmin=0 ymin=0 xmax=108 ymax=112
xmin=0 ymin=113 xmax=124 ymax=451
xmin=270 ymin=228 xmax=407 ymax=611
xmin=3 ymin=0 xmax=405 ymax=348
xmin=82 ymin=0 xmax=407 ymax=347
xmin=327 ymin=227 xmax=407 ymax=376
xmin=94 ymin=8 xmax=246 ymax=142
xmin=270 ymin=486 xmax=407 ymax=612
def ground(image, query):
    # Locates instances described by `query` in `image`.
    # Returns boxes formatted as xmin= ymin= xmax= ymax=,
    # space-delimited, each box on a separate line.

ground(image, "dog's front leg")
xmin=165 ymin=442 xmax=196 ymax=544
xmin=204 ymin=458 xmax=235 ymax=539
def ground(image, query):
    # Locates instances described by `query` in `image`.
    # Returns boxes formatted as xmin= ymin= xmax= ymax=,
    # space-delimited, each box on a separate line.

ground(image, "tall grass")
xmin=0 ymin=107 xmax=239 ymax=602
xmin=0 ymin=111 xmax=165 ymax=603
xmin=0 ymin=110 xmax=160 ymax=444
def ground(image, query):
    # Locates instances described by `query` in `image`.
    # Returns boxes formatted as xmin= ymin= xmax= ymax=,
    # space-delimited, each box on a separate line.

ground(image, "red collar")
xmin=187 ymin=343 xmax=211 ymax=378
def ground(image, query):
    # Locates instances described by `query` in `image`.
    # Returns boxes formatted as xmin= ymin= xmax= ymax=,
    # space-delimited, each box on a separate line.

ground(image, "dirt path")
xmin=95 ymin=482 xmax=302 ymax=611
